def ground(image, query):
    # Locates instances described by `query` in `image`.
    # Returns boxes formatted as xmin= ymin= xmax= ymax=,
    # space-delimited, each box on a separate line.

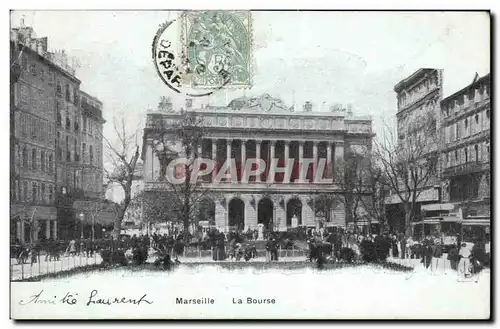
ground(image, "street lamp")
xmin=102 ymin=228 xmax=106 ymax=238
xmin=79 ymin=213 xmax=84 ymax=239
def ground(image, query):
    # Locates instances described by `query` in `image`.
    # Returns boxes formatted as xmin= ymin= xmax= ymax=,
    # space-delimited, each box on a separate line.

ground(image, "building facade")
xmin=142 ymin=94 xmax=374 ymax=232
xmin=11 ymin=27 xmax=58 ymax=243
xmin=385 ymin=68 xmax=444 ymax=232
xmin=10 ymin=24 xmax=105 ymax=243
xmin=439 ymin=73 xmax=491 ymax=217
xmin=386 ymin=68 xmax=491 ymax=236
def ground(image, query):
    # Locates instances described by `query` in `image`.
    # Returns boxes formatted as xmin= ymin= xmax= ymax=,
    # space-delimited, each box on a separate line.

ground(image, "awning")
xmin=412 ymin=217 xmax=459 ymax=225
xmin=413 ymin=217 xmax=490 ymax=226
xmin=421 ymin=203 xmax=455 ymax=212
xmin=355 ymin=220 xmax=380 ymax=225
xmin=462 ymin=219 xmax=490 ymax=226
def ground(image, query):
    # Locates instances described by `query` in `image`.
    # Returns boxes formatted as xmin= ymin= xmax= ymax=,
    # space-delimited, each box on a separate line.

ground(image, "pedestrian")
xmin=458 ymin=243 xmax=472 ymax=277
xmin=265 ymin=237 xmax=274 ymax=262
xmin=431 ymin=239 xmax=443 ymax=272
xmin=68 ymin=239 xmax=76 ymax=257
xmin=421 ymin=238 xmax=433 ymax=269
xmin=85 ymin=239 xmax=93 ymax=257
xmin=406 ymin=236 xmax=414 ymax=259
xmin=391 ymin=235 xmax=399 ymax=258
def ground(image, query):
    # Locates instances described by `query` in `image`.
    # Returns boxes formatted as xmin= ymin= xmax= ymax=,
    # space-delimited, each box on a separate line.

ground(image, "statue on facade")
xmin=257 ymin=223 xmax=264 ymax=240
xmin=158 ymin=96 xmax=174 ymax=112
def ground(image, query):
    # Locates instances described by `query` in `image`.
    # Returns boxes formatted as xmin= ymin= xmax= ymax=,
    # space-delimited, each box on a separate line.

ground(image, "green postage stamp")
xmin=182 ymin=11 xmax=252 ymax=89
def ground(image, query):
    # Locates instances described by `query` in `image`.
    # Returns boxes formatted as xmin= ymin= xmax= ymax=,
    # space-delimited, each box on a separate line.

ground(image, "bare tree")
xmin=153 ymin=111 xmax=210 ymax=243
xmin=353 ymin=152 xmax=389 ymax=235
xmin=17 ymin=206 xmax=40 ymax=246
xmin=329 ymin=150 xmax=368 ymax=230
xmin=312 ymin=192 xmax=338 ymax=225
xmin=374 ymin=112 xmax=440 ymax=236
xmin=87 ymin=200 xmax=109 ymax=242
xmin=134 ymin=190 xmax=175 ymax=233
xmin=306 ymin=150 xmax=370 ymax=231
xmin=103 ymin=113 xmax=141 ymax=239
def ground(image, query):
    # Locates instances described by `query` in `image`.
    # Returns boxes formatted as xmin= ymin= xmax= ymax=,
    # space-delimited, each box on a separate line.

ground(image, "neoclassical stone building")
xmin=142 ymin=94 xmax=374 ymax=232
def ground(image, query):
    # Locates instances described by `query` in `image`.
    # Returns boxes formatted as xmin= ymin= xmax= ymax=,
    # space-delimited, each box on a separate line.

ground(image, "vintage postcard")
xmin=9 ymin=10 xmax=491 ymax=320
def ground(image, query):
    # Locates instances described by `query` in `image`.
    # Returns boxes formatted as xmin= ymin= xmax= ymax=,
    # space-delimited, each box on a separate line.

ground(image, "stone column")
xmin=197 ymin=141 xmax=202 ymax=158
xmin=269 ymin=141 xmax=276 ymax=184
xmin=298 ymin=141 xmax=304 ymax=182
xmin=215 ymin=198 xmax=226 ymax=231
xmin=312 ymin=141 xmax=318 ymax=182
xmin=326 ymin=142 xmax=332 ymax=178
xmin=20 ymin=221 xmax=25 ymax=243
xmin=53 ymin=220 xmax=57 ymax=239
xmin=241 ymin=139 xmax=246 ymax=178
xmin=46 ymin=220 xmax=51 ymax=239
xmin=226 ymin=139 xmax=232 ymax=162
xmin=284 ymin=141 xmax=290 ymax=183
xmin=334 ymin=141 xmax=345 ymax=181
xmin=212 ymin=139 xmax=217 ymax=181
xmin=255 ymin=140 xmax=261 ymax=183
xmin=270 ymin=140 xmax=276 ymax=160
xmin=16 ymin=220 xmax=22 ymax=241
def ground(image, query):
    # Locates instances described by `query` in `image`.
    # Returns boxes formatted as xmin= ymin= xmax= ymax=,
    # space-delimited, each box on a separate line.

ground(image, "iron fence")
xmin=10 ymin=251 xmax=102 ymax=281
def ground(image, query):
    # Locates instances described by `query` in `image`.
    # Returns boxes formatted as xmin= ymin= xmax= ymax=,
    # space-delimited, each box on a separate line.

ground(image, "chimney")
xmin=303 ymin=101 xmax=312 ymax=112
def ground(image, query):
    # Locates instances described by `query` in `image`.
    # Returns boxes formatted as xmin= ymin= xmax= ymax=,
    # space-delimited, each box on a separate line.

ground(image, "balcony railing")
xmin=444 ymin=97 xmax=490 ymax=122
xmin=82 ymin=102 xmax=103 ymax=120
xmin=444 ymin=129 xmax=490 ymax=150
xmin=442 ymin=161 xmax=488 ymax=177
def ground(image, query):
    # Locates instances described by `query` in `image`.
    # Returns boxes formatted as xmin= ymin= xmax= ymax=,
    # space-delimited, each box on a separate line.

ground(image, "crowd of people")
xmin=10 ymin=225 xmax=490 ymax=277
xmin=306 ymin=231 xmax=490 ymax=276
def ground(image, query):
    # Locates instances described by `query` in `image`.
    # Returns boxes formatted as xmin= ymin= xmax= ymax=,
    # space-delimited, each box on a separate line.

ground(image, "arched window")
xmin=21 ymin=55 xmax=28 ymax=70
xmin=48 ymin=185 xmax=53 ymax=203
xmin=48 ymin=153 xmax=53 ymax=173
xmin=66 ymin=112 xmax=71 ymax=130
xmin=56 ymin=102 xmax=62 ymax=126
xmin=14 ymin=180 xmax=19 ymax=201
xmin=56 ymin=81 xmax=62 ymax=96
xmin=90 ymin=145 xmax=94 ymax=165
xmin=21 ymin=147 xmax=27 ymax=168
xmin=41 ymin=183 xmax=46 ymax=204
xmin=475 ymin=145 xmax=479 ymax=162
xmin=40 ymin=151 xmax=45 ymax=171
xmin=31 ymin=148 xmax=37 ymax=170
xmin=66 ymin=83 xmax=71 ymax=102
xmin=23 ymin=181 xmax=28 ymax=201
xmin=31 ymin=182 xmax=37 ymax=203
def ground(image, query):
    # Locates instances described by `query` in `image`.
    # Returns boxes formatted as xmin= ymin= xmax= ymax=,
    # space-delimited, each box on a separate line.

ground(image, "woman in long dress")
xmin=68 ymin=240 xmax=76 ymax=256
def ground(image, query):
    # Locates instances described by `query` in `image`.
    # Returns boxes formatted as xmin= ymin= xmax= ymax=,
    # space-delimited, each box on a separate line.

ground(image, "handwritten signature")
xmin=18 ymin=290 xmax=153 ymax=306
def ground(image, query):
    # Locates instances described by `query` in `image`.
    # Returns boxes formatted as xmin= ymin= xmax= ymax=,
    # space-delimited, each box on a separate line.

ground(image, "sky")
xmin=10 ymin=10 xmax=490 ymax=144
